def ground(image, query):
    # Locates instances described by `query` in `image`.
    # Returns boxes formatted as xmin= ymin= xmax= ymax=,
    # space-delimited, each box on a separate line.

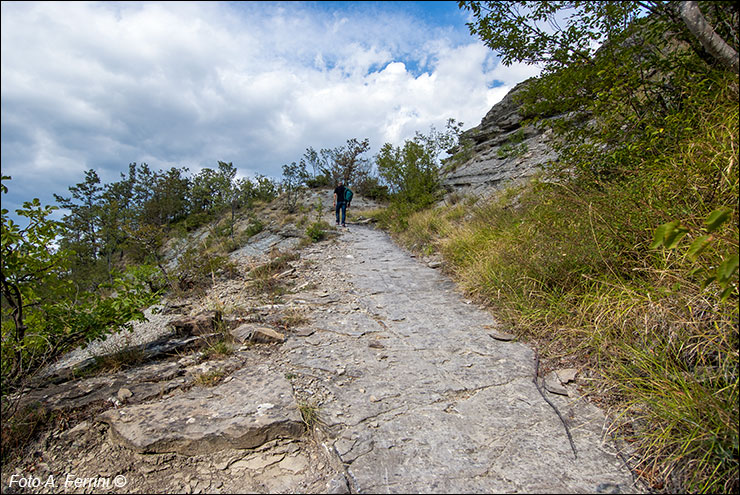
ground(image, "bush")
xmin=183 ymin=211 xmax=214 ymax=231
xmin=244 ymin=219 xmax=264 ymax=238
xmin=355 ymin=175 xmax=390 ymax=202
xmin=175 ymin=246 xmax=238 ymax=293
xmin=305 ymin=174 xmax=331 ymax=189
xmin=306 ymin=220 xmax=331 ymax=242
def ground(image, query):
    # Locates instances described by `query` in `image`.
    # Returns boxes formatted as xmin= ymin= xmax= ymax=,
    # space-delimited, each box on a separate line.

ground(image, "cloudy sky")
xmin=1 ymin=1 xmax=541 ymax=219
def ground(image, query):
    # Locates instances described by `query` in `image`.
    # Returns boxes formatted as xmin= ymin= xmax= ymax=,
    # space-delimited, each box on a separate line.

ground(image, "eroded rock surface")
xmin=442 ymin=79 xmax=559 ymax=200
xmin=281 ymin=225 xmax=637 ymax=493
xmin=100 ymin=364 xmax=303 ymax=455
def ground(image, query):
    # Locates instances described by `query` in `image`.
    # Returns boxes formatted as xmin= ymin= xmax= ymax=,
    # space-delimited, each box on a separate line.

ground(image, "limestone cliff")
xmin=442 ymin=79 xmax=559 ymax=199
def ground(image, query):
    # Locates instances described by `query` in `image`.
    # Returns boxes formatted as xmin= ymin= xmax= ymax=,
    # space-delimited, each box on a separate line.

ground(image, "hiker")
xmin=333 ymin=180 xmax=349 ymax=227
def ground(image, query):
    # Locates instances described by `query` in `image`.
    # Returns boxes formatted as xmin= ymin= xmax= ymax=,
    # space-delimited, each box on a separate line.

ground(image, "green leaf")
xmin=704 ymin=207 xmax=732 ymax=233
xmin=650 ymin=220 xmax=680 ymax=249
xmin=701 ymin=275 xmax=716 ymax=290
xmin=720 ymin=285 xmax=736 ymax=303
xmin=664 ymin=226 xmax=689 ymax=249
xmin=686 ymin=235 xmax=712 ymax=261
xmin=688 ymin=266 xmax=705 ymax=277
xmin=716 ymin=255 xmax=739 ymax=285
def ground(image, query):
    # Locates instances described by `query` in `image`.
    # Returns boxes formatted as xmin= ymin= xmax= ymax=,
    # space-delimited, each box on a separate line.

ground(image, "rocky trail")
xmin=3 ymin=208 xmax=639 ymax=494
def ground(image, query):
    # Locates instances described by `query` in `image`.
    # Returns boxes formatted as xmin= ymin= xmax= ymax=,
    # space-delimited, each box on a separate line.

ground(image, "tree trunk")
xmin=678 ymin=1 xmax=739 ymax=73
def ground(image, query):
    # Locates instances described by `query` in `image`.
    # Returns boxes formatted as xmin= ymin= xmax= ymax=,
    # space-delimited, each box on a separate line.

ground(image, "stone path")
xmin=284 ymin=224 xmax=636 ymax=493
xmin=5 ymin=214 xmax=638 ymax=494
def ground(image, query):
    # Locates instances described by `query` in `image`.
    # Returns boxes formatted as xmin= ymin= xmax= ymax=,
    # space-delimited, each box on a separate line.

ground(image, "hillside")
xmin=1 ymin=189 xmax=642 ymax=493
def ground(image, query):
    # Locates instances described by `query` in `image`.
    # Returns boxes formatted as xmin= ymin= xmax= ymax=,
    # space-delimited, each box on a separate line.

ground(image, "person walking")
xmin=333 ymin=180 xmax=348 ymax=227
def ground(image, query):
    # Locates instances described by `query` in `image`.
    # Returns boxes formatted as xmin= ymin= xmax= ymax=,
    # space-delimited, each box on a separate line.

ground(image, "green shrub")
xmin=305 ymin=174 xmax=331 ymax=189
xmin=175 ymin=246 xmax=238 ymax=293
xmin=306 ymin=220 xmax=331 ymax=242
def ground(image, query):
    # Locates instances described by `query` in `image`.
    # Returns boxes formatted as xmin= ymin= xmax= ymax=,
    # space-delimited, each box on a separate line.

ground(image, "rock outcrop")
xmin=442 ymin=79 xmax=559 ymax=199
xmin=100 ymin=364 xmax=303 ymax=455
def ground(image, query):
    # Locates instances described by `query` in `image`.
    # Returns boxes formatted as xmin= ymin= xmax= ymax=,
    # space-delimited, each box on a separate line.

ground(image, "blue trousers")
xmin=335 ymin=202 xmax=346 ymax=225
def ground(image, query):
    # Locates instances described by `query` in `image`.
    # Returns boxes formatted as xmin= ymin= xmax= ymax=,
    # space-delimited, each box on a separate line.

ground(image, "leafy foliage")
xmin=301 ymin=138 xmax=372 ymax=187
xmin=652 ymin=207 xmax=738 ymax=302
xmin=281 ymin=161 xmax=309 ymax=213
xmin=1 ymin=177 xmax=161 ymax=390
xmin=306 ymin=220 xmax=332 ymax=242
xmin=376 ymin=119 xmax=462 ymax=210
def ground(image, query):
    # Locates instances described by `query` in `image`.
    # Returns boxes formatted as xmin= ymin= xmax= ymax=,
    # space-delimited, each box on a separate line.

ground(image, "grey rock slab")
xmin=290 ymin=225 xmax=636 ymax=493
xmin=21 ymin=361 xmax=185 ymax=411
xmin=440 ymin=79 xmax=560 ymax=201
xmin=99 ymin=364 xmax=303 ymax=455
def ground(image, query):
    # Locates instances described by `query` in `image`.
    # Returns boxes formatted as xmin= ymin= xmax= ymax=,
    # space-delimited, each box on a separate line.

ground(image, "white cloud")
xmin=1 ymin=1 xmax=539 ymax=216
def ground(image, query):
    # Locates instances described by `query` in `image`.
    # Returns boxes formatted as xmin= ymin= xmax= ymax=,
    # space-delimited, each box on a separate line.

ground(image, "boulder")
xmin=441 ymin=78 xmax=559 ymax=200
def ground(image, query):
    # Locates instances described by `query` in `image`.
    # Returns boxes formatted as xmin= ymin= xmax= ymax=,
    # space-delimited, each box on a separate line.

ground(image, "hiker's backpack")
xmin=344 ymin=187 xmax=353 ymax=204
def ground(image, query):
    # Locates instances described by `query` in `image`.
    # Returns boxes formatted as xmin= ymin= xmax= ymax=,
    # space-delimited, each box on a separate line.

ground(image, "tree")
xmin=139 ymin=167 xmax=191 ymax=226
xmin=2 ymin=177 xmax=69 ymax=352
xmin=459 ymin=1 xmax=738 ymax=184
xmin=674 ymin=1 xmax=738 ymax=73
xmin=301 ymin=147 xmax=333 ymax=188
xmin=376 ymin=121 xmax=462 ymax=208
xmin=301 ymin=147 xmax=327 ymax=179
xmin=2 ymin=176 xmax=161 ymax=389
xmin=53 ymin=169 xmax=106 ymax=287
xmin=281 ymin=161 xmax=309 ymax=213
xmin=190 ymin=161 xmax=238 ymax=215
xmin=459 ymin=1 xmax=738 ymax=73
xmin=331 ymin=138 xmax=372 ymax=186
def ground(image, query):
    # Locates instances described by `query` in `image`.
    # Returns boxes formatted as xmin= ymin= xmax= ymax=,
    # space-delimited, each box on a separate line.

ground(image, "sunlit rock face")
xmin=441 ymin=79 xmax=560 ymax=201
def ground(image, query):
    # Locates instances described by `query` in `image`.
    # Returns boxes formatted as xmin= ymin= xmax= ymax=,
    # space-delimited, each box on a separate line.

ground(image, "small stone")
xmin=595 ymin=482 xmax=623 ymax=494
xmin=368 ymin=341 xmax=384 ymax=349
xmin=250 ymin=327 xmax=285 ymax=344
xmin=369 ymin=395 xmax=380 ymax=402
xmin=556 ymin=368 xmax=578 ymax=384
xmin=544 ymin=371 xmax=569 ymax=396
xmin=117 ymin=388 xmax=133 ymax=401
xmin=489 ymin=330 xmax=516 ymax=341
xmin=428 ymin=261 xmax=442 ymax=269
